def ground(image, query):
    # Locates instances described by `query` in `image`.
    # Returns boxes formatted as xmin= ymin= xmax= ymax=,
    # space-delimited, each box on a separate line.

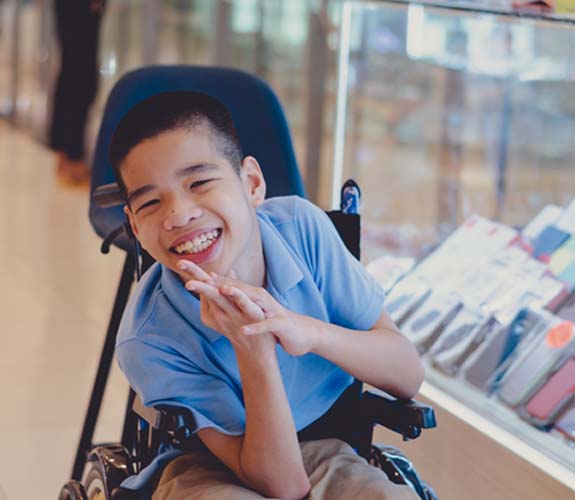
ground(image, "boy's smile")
xmin=170 ymin=227 xmax=222 ymax=259
xmin=121 ymin=126 xmax=267 ymax=286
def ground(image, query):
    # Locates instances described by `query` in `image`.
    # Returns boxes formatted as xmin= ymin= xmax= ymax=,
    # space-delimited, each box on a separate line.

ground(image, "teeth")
xmin=173 ymin=230 xmax=220 ymax=255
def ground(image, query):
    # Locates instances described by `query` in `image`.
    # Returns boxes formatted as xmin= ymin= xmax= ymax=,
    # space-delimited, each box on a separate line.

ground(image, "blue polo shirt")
xmin=116 ymin=196 xmax=385 ymax=486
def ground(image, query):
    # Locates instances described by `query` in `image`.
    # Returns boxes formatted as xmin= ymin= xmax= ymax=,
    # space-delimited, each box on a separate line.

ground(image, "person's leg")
xmin=48 ymin=0 xmax=67 ymax=154
xmin=152 ymin=450 xmax=279 ymax=500
xmin=301 ymin=439 xmax=420 ymax=500
xmin=57 ymin=2 xmax=101 ymax=161
xmin=49 ymin=0 xmax=104 ymax=184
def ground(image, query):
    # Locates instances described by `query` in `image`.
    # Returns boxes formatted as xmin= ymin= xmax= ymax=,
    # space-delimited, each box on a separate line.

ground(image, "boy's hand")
xmin=176 ymin=260 xmax=274 ymax=352
xmin=208 ymin=273 xmax=321 ymax=357
xmin=176 ymin=261 xmax=320 ymax=356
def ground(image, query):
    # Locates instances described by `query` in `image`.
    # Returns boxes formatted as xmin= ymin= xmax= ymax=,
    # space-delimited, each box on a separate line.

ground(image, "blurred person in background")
xmin=49 ymin=0 xmax=106 ymax=185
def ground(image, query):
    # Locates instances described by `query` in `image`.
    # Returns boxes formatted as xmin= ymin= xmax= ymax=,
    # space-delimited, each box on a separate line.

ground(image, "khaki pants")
xmin=152 ymin=438 xmax=419 ymax=500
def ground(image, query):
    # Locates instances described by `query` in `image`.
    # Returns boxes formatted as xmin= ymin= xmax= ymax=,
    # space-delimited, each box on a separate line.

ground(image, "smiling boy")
xmin=111 ymin=91 xmax=423 ymax=500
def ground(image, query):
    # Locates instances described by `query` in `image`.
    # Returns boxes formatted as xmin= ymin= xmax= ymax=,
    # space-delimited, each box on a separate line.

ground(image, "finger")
xmin=220 ymin=285 xmax=264 ymax=320
xmin=242 ymin=318 xmax=283 ymax=336
xmin=204 ymin=274 xmax=279 ymax=317
xmin=177 ymin=260 xmax=213 ymax=283
xmin=200 ymin=295 xmax=224 ymax=325
xmin=210 ymin=268 xmax=239 ymax=281
xmin=187 ymin=279 xmax=244 ymax=315
xmin=185 ymin=280 xmax=222 ymax=301
xmin=208 ymin=271 xmax=238 ymax=288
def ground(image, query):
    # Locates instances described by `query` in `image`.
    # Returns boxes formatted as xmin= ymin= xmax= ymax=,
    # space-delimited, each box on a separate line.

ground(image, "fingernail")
xmin=186 ymin=283 xmax=195 ymax=291
xmin=242 ymin=326 xmax=252 ymax=335
xmin=177 ymin=261 xmax=187 ymax=270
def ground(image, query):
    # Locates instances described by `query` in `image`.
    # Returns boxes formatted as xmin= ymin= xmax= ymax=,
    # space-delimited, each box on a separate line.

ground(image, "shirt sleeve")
xmin=116 ymin=337 xmax=246 ymax=435
xmin=295 ymin=198 xmax=386 ymax=331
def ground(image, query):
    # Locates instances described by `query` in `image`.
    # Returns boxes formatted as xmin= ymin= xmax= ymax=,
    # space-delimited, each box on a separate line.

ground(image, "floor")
xmin=0 ymin=121 xmax=129 ymax=500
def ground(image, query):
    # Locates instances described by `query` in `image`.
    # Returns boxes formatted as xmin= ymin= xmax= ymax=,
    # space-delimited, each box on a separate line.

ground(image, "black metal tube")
xmin=71 ymin=254 xmax=136 ymax=480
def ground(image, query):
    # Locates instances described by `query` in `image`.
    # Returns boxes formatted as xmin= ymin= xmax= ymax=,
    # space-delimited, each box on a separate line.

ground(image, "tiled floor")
xmin=0 ymin=121 xmax=129 ymax=500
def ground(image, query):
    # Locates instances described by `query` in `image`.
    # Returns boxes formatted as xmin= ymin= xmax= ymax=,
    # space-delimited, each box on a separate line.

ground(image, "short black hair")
xmin=109 ymin=91 xmax=244 ymax=199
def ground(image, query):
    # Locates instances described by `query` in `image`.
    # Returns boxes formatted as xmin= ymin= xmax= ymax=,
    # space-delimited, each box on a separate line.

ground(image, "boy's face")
xmin=121 ymin=127 xmax=266 ymax=283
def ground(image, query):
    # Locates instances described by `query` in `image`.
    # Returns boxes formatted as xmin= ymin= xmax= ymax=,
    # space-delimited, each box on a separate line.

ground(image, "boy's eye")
xmin=135 ymin=199 xmax=159 ymax=214
xmin=190 ymin=179 xmax=213 ymax=189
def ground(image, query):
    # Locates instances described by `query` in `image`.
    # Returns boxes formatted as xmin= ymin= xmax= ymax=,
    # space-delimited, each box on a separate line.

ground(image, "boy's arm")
xmin=185 ymin=279 xmax=310 ymax=500
xmin=307 ymin=309 xmax=424 ymax=399
xmin=198 ymin=340 xmax=310 ymax=499
xmin=244 ymin=305 xmax=424 ymax=399
xmin=219 ymin=282 xmax=424 ymax=399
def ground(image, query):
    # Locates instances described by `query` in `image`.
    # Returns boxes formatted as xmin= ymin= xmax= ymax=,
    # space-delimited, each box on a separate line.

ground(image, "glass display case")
xmin=333 ymin=0 xmax=575 ymax=496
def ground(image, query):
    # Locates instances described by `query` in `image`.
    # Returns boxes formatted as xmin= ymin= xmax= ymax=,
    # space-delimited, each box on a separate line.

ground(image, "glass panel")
xmin=336 ymin=1 xmax=575 ymax=262
xmin=335 ymin=0 xmax=575 ymax=480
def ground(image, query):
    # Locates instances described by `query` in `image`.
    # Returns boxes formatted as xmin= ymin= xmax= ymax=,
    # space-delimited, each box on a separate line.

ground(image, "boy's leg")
xmin=301 ymin=439 xmax=420 ymax=500
xmin=152 ymin=449 xmax=279 ymax=500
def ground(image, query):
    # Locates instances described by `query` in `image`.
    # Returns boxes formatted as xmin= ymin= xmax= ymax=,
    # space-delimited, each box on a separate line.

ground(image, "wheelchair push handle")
xmin=93 ymin=182 xmax=124 ymax=208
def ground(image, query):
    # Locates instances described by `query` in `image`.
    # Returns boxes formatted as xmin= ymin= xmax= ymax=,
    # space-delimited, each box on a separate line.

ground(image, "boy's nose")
xmin=163 ymin=204 xmax=203 ymax=230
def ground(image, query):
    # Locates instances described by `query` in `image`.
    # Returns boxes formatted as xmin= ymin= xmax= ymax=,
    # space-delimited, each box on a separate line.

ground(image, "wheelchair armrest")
xmin=360 ymin=389 xmax=437 ymax=441
xmin=132 ymin=395 xmax=199 ymax=446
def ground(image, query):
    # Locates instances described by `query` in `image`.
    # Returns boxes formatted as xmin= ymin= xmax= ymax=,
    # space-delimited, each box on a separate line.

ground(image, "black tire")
xmin=58 ymin=481 xmax=88 ymax=500
xmin=84 ymin=464 xmax=108 ymax=500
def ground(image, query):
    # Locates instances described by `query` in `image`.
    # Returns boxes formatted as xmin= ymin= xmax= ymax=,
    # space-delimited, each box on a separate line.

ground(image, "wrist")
xmin=307 ymin=316 xmax=325 ymax=354
xmin=233 ymin=333 xmax=277 ymax=363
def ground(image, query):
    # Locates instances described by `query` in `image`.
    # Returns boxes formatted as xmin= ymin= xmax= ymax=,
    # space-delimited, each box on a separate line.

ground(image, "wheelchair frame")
xmin=59 ymin=183 xmax=437 ymax=500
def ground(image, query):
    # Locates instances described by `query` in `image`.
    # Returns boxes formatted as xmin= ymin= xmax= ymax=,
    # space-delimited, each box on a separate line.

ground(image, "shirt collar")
xmin=258 ymin=211 xmax=304 ymax=297
xmin=159 ymin=212 xmax=304 ymax=343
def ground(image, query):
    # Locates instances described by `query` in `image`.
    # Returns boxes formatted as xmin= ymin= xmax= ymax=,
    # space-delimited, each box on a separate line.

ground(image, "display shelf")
xmin=334 ymin=0 xmax=575 ymax=494
xmin=420 ymin=363 xmax=575 ymax=490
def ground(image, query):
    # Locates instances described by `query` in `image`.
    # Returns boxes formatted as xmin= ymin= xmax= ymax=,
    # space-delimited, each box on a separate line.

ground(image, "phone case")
xmin=520 ymin=357 xmax=575 ymax=429
xmin=521 ymin=204 xmax=563 ymax=242
xmin=429 ymin=307 xmax=495 ymax=376
xmin=400 ymin=292 xmax=463 ymax=354
xmin=548 ymin=236 xmax=575 ymax=277
xmin=461 ymin=308 xmax=549 ymax=391
xmin=554 ymin=402 xmax=575 ymax=442
xmin=559 ymin=259 xmax=575 ymax=288
xmin=532 ymin=226 xmax=570 ymax=263
xmin=385 ymin=276 xmax=432 ymax=327
xmin=496 ymin=319 xmax=575 ymax=408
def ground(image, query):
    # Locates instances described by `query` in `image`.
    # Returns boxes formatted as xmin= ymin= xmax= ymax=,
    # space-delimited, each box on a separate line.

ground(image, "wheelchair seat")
xmin=60 ymin=65 xmax=438 ymax=500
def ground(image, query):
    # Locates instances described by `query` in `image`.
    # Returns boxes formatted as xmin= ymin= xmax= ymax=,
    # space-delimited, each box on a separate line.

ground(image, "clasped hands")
xmin=177 ymin=260 xmax=318 ymax=356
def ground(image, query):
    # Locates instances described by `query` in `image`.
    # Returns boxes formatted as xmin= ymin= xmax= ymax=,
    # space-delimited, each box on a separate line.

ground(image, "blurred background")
xmin=0 ymin=1 xmax=574 ymax=499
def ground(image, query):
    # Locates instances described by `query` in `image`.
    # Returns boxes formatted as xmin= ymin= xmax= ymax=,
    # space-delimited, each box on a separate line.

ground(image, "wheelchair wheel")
xmin=369 ymin=444 xmax=438 ymax=500
xmin=84 ymin=465 xmax=107 ymax=500
xmin=59 ymin=480 xmax=88 ymax=500
xmin=80 ymin=444 xmax=136 ymax=500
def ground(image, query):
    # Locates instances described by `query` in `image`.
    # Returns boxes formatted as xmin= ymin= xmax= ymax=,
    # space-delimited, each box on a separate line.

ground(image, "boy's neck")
xmin=236 ymin=240 xmax=266 ymax=289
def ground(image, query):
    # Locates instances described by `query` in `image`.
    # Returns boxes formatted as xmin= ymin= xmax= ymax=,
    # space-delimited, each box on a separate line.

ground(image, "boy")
xmin=111 ymin=91 xmax=424 ymax=500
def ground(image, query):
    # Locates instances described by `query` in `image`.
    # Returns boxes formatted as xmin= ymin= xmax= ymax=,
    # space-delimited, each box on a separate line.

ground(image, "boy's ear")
xmin=123 ymin=205 xmax=139 ymax=237
xmin=241 ymin=156 xmax=266 ymax=207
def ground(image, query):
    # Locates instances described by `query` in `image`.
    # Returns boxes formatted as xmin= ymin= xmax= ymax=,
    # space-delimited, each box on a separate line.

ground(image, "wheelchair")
xmin=59 ymin=66 xmax=438 ymax=500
